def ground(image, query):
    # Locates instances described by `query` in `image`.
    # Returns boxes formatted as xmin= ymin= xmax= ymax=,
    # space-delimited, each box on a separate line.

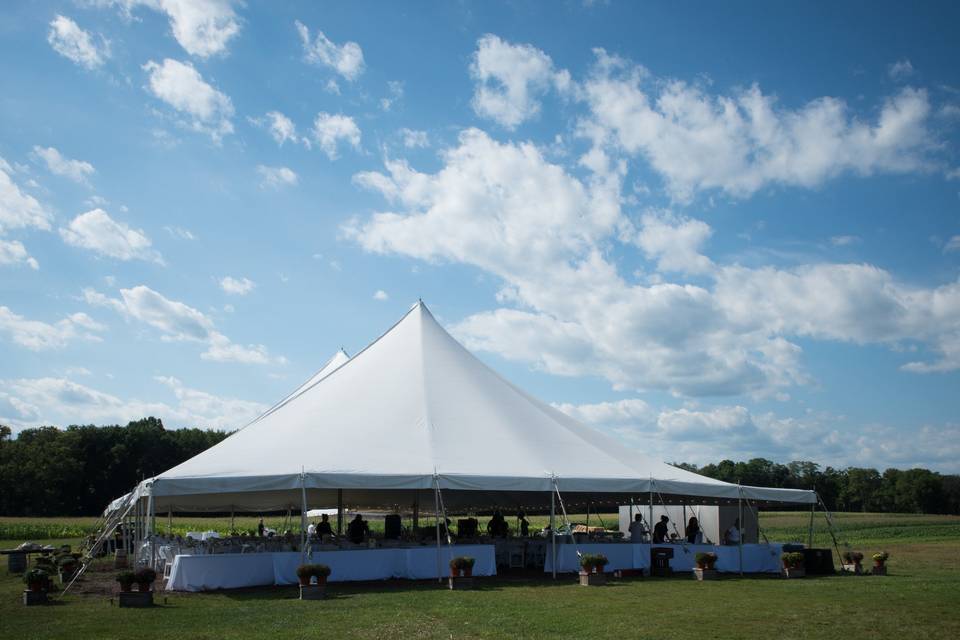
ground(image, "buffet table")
xmin=543 ymin=542 xmax=784 ymax=574
xmin=166 ymin=544 xmax=496 ymax=592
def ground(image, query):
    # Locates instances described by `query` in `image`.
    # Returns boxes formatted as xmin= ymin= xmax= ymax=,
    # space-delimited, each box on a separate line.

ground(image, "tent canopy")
xmin=138 ymin=302 xmax=814 ymax=512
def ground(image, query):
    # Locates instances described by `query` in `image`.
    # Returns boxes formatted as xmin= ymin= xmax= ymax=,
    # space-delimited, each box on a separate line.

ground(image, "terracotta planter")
xmin=874 ymin=560 xmax=885 ymax=568
xmin=316 ymin=575 xmax=328 ymax=585
xmin=298 ymin=575 xmax=311 ymax=586
xmin=450 ymin=567 xmax=461 ymax=578
xmin=136 ymin=582 xmax=152 ymax=592
xmin=118 ymin=582 xmax=134 ymax=593
xmin=463 ymin=566 xmax=473 ymax=577
xmin=29 ymin=582 xmax=45 ymax=593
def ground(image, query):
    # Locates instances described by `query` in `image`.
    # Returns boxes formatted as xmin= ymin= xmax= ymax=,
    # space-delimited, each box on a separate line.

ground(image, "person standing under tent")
xmin=257 ymin=517 xmax=265 ymax=537
xmin=629 ymin=513 xmax=648 ymax=542
xmin=686 ymin=517 xmax=702 ymax=544
xmin=315 ymin=513 xmax=333 ymax=538
xmin=652 ymin=515 xmax=670 ymax=544
xmin=724 ymin=518 xmax=742 ymax=545
xmin=307 ymin=520 xmax=316 ymax=539
xmin=518 ymin=512 xmax=529 ymax=537
xmin=347 ymin=514 xmax=369 ymax=544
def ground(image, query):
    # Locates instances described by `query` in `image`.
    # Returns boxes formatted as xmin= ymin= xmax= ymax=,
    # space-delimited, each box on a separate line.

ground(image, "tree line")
xmin=676 ymin=459 xmax=960 ymax=515
xmin=1 ymin=418 xmax=958 ymax=516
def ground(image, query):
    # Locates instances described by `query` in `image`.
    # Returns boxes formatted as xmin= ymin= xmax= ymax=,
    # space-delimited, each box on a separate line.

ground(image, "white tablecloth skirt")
xmin=543 ymin=543 xmax=784 ymax=574
xmin=166 ymin=544 xmax=496 ymax=592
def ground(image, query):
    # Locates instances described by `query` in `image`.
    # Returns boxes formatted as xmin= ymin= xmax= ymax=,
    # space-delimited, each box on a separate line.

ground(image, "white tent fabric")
xmin=139 ymin=302 xmax=813 ymax=511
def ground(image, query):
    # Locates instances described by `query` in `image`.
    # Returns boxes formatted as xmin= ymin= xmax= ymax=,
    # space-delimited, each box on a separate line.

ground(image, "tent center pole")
xmin=550 ymin=490 xmax=556 ymax=580
xmin=807 ymin=494 xmax=815 ymax=548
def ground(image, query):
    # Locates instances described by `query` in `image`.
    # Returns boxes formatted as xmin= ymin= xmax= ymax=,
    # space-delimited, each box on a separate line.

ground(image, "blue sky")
xmin=1 ymin=1 xmax=958 ymax=472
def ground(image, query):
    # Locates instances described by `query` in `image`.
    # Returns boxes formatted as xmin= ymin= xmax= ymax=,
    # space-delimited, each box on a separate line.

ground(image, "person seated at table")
xmin=257 ymin=517 xmax=265 ymax=537
xmin=628 ymin=514 xmax=648 ymax=542
xmin=686 ymin=516 xmax=702 ymax=544
xmin=347 ymin=514 xmax=369 ymax=544
xmin=652 ymin=515 xmax=670 ymax=544
xmin=724 ymin=518 xmax=741 ymax=545
xmin=315 ymin=513 xmax=334 ymax=538
xmin=518 ymin=512 xmax=529 ymax=537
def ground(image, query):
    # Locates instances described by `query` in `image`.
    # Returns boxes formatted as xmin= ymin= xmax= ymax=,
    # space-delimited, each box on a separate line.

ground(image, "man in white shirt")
xmin=307 ymin=521 xmax=316 ymax=539
xmin=725 ymin=518 xmax=741 ymax=545
xmin=628 ymin=514 xmax=648 ymax=542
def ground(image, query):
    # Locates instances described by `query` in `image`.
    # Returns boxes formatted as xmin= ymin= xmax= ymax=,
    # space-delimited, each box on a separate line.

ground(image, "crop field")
xmin=3 ymin=512 xmax=959 ymax=639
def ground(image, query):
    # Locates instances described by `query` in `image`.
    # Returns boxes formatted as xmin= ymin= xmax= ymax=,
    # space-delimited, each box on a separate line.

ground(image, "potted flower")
xmin=695 ymin=552 xmax=718 ymax=570
xmin=311 ymin=564 xmax=332 ymax=584
xmin=116 ymin=570 xmax=136 ymax=592
xmin=24 ymin=568 xmax=50 ymax=592
xmin=298 ymin=564 xmax=331 ymax=600
xmin=296 ymin=564 xmax=313 ymax=586
xmin=872 ymin=551 xmax=889 ymax=575
xmin=781 ymin=552 xmax=805 ymax=579
xmin=842 ymin=551 xmax=864 ymax=574
xmin=56 ymin=553 xmax=80 ymax=582
xmin=135 ymin=567 xmax=157 ymax=592
xmin=578 ymin=554 xmax=608 ymax=586
xmin=22 ymin=569 xmax=51 ymax=606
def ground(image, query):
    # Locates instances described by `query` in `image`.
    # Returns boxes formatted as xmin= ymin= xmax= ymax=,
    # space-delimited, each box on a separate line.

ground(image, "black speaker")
xmin=802 ymin=548 xmax=835 ymax=574
xmin=384 ymin=514 xmax=402 ymax=540
xmin=458 ymin=518 xmax=478 ymax=538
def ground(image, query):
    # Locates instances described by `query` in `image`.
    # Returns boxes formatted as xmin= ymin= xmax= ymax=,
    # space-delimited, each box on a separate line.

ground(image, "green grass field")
xmin=3 ymin=512 xmax=959 ymax=639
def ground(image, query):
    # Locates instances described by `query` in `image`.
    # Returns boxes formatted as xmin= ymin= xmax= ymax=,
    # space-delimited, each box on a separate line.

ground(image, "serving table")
xmin=165 ymin=544 xmax=496 ymax=592
xmin=543 ymin=542 xmax=784 ymax=574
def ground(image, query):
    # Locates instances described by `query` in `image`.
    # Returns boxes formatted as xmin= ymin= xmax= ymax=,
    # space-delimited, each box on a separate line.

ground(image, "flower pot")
xmin=299 ymin=576 xmax=311 ymax=586
xmin=450 ymin=568 xmax=461 ymax=578
xmin=118 ymin=582 xmax=133 ymax=593
xmin=29 ymin=582 xmax=44 ymax=593
xmin=316 ymin=575 xmax=327 ymax=585
xmin=463 ymin=566 xmax=473 ymax=577
xmin=136 ymin=582 xmax=152 ymax=592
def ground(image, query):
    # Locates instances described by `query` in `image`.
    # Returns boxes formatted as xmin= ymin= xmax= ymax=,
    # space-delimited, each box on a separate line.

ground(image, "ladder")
xmin=59 ymin=495 xmax=137 ymax=599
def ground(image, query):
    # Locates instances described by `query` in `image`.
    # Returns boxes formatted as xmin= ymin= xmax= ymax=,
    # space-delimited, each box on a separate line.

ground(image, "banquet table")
xmin=166 ymin=544 xmax=496 ymax=592
xmin=543 ymin=542 xmax=784 ymax=574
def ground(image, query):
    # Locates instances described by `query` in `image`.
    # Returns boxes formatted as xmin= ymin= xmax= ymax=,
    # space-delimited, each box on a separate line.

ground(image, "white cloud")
xmin=312 ymin=112 xmax=361 ymax=159
xmin=634 ymin=211 xmax=713 ymax=274
xmin=256 ymin=165 xmax=298 ymax=189
xmin=60 ymin=209 xmax=163 ymax=264
xmin=470 ymin=34 xmax=571 ymax=129
xmin=0 ymin=239 xmax=39 ymax=270
xmin=348 ymin=129 xmax=960 ymax=397
xmin=0 ymin=375 xmax=265 ymax=432
xmin=164 ymin=225 xmax=195 ymax=240
xmin=31 ymin=146 xmax=95 ymax=185
xmin=84 ymin=284 xmax=280 ymax=364
xmin=295 ymin=20 xmax=364 ymax=81
xmin=103 ymin=0 xmax=240 ymax=58
xmin=47 ymin=14 xmax=109 ymax=69
xmin=0 ymin=306 xmax=105 ymax=350
xmin=399 ymin=128 xmax=429 ymax=149
xmin=582 ymin=51 xmax=937 ymax=201
xmin=944 ymin=235 xmax=960 ymax=253
xmin=557 ymin=400 xmax=960 ymax=472
xmin=380 ymin=81 xmax=404 ymax=111
xmin=829 ymin=235 xmax=861 ymax=247
xmin=373 ymin=290 xmax=388 ymax=301
xmin=143 ymin=58 xmax=234 ymax=141
xmin=0 ymin=160 xmax=52 ymax=232
xmin=888 ymin=59 xmax=914 ymax=81
xmin=219 ymin=276 xmax=255 ymax=296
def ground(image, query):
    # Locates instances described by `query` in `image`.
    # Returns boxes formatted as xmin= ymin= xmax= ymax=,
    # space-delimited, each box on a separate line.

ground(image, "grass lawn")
xmin=3 ymin=512 xmax=959 ymax=639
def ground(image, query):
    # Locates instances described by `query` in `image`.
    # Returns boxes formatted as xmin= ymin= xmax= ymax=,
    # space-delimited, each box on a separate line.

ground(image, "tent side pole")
xmin=145 ymin=488 xmax=154 ymax=570
xmin=648 ymin=480 xmax=653 ymax=541
xmin=300 ymin=473 xmax=308 ymax=565
xmin=550 ymin=490 xmax=556 ymax=580
xmin=337 ymin=489 xmax=343 ymax=536
xmin=738 ymin=484 xmax=744 ymax=576
xmin=807 ymin=500 xmax=815 ymax=548
xmin=434 ymin=480 xmax=442 ymax=583
xmin=167 ymin=510 xmax=172 ymax=536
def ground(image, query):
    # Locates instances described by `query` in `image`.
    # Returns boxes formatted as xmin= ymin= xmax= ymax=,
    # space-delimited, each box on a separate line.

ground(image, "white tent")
xmin=135 ymin=302 xmax=813 ymax=513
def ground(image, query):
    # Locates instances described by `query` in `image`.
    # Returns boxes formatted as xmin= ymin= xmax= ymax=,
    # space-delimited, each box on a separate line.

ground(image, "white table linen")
xmin=542 ymin=542 xmax=784 ymax=574
xmin=166 ymin=544 xmax=496 ymax=592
